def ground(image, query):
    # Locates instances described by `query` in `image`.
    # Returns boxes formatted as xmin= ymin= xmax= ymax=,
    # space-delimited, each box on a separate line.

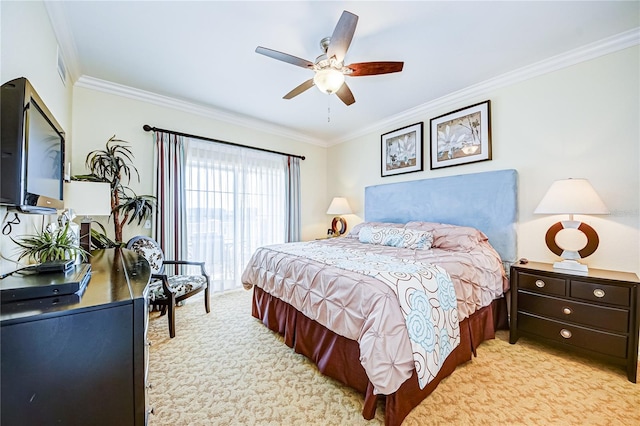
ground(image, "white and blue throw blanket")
xmin=268 ymin=241 xmax=460 ymax=389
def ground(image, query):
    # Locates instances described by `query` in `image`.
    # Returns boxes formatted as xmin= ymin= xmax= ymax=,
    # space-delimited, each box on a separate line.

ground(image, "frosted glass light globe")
xmin=313 ymin=68 xmax=345 ymax=94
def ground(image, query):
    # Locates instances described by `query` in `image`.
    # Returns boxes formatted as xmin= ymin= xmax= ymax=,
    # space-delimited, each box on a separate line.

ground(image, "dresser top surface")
xmin=512 ymin=261 xmax=640 ymax=284
xmin=1 ymin=248 xmax=150 ymax=323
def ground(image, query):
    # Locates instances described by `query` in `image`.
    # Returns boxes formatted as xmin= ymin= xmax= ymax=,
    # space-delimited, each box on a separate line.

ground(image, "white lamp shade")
xmin=534 ymin=178 xmax=609 ymax=215
xmin=326 ymin=197 xmax=352 ymax=215
xmin=64 ymin=181 xmax=112 ymax=217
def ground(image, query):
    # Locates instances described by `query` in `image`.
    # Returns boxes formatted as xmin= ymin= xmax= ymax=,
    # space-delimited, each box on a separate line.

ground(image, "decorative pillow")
xmin=358 ymin=226 xmax=432 ymax=250
xmin=359 ymin=226 xmax=401 ymax=245
xmin=347 ymin=221 xmax=404 ymax=239
xmin=405 ymin=221 xmax=487 ymax=251
xmin=402 ymin=228 xmax=434 ymax=249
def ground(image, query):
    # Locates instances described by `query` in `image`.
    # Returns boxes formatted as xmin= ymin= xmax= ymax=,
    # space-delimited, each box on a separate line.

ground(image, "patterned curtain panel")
xmin=184 ymin=138 xmax=287 ymax=292
xmin=152 ymin=132 xmax=187 ymax=261
xmin=285 ymin=156 xmax=301 ymax=242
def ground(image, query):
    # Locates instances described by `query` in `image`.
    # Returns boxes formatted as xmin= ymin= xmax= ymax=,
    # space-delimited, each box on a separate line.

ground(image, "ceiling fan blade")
xmin=346 ymin=61 xmax=404 ymax=76
xmin=283 ymin=79 xmax=315 ymax=99
xmin=335 ymin=83 xmax=355 ymax=106
xmin=255 ymin=46 xmax=314 ymax=69
xmin=327 ymin=11 xmax=358 ymax=63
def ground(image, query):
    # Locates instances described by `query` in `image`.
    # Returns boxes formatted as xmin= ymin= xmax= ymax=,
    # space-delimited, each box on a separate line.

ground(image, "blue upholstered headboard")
xmin=365 ymin=169 xmax=518 ymax=263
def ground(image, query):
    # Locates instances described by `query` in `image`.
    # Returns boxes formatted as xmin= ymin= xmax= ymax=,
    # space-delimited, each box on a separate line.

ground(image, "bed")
xmin=242 ymin=169 xmax=518 ymax=426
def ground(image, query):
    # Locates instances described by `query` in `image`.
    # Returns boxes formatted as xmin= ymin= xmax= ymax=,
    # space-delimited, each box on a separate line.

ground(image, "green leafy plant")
xmin=89 ymin=223 xmax=120 ymax=249
xmin=12 ymin=222 xmax=88 ymax=263
xmin=73 ymin=136 xmax=156 ymax=248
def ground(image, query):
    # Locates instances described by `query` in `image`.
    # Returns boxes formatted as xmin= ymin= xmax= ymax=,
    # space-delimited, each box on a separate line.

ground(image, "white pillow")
xmin=346 ymin=221 xmax=403 ymax=239
xmin=358 ymin=226 xmax=432 ymax=249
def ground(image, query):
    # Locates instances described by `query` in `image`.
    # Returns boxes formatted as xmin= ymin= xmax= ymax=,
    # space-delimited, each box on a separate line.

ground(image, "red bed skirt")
xmin=252 ymin=286 xmax=508 ymax=426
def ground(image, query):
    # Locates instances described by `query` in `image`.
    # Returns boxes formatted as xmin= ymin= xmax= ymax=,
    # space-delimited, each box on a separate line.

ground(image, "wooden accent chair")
xmin=126 ymin=236 xmax=210 ymax=338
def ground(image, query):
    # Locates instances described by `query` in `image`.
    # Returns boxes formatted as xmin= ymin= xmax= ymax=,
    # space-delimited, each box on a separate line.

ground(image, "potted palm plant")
xmin=73 ymin=135 xmax=156 ymax=248
xmin=12 ymin=222 xmax=88 ymax=263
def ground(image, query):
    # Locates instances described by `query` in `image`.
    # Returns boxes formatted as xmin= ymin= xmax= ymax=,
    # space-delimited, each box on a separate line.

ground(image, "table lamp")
xmin=326 ymin=197 xmax=352 ymax=236
xmin=534 ymin=178 xmax=609 ymax=273
xmin=64 ymin=181 xmax=112 ymax=253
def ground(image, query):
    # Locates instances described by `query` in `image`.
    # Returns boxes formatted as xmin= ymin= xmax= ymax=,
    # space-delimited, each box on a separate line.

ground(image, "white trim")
xmin=74 ymin=75 xmax=326 ymax=147
xmin=45 ymin=0 xmax=639 ymax=149
xmin=330 ymin=27 xmax=640 ymax=146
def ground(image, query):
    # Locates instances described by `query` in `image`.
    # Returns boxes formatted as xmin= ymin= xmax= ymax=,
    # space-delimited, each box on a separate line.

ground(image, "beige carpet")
xmin=147 ymin=289 xmax=640 ymax=426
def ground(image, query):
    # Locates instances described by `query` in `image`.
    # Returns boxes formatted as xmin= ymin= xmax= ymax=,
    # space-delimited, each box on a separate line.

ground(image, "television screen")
xmin=1 ymin=77 xmax=65 ymax=213
xmin=26 ymin=102 xmax=64 ymax=203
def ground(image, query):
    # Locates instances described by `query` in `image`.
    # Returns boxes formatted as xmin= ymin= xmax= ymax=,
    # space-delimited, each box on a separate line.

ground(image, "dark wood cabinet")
xmin=1 ymin=248 xmax=151 ymax=425
xmin=510 ymin=261 xmax=639 ymax=383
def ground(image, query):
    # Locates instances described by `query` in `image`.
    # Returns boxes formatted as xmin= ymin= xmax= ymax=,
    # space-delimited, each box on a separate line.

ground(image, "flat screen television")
xmin=1 ymin=77 xmax=65 ymax=214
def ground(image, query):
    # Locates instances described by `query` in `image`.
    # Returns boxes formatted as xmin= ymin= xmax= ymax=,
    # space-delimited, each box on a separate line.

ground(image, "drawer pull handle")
xmin=562 ymin=307 xmax=572 ymax=315
xmin=593 ymin=288 xmax=606 ymax=298
xmin=535 ymin=279 xmax=545 ymax=288
xmin=560 ymin=329 xmax=572 ymax=339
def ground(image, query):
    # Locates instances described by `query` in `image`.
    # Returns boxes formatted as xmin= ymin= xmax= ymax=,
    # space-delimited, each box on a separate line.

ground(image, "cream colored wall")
xmin=0 ymin=1 xmax=73 ymax=271
xmin=70 ymin=87 xmax=328 ymax=244
xmin=0 ymin=1 xmax=72 ymax=130
xmin=327 ymin=47 xmax=640 ymax=275
xmin=2 ymin=0 xmax=638 ymax=278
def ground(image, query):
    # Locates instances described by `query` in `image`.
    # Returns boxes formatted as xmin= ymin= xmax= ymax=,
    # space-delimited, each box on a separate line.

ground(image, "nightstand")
xmin=509 ymin=261 xmax=639 ymax=383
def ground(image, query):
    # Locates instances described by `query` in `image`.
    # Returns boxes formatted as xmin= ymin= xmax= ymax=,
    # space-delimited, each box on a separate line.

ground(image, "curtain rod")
xmin=142 ymin=125 xmax=305 ymax=160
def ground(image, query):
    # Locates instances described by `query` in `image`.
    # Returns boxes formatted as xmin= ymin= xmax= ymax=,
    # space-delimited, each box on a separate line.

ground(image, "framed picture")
xmin=429 ymin=100 xmax=491 ymax=169
xmin=381 ymin=122 xmax=423 ymax=177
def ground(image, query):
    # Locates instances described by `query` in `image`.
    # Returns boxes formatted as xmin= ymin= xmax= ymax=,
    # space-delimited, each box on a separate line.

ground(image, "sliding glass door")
xmin=184 ymin=140 xmax=286 ymax=292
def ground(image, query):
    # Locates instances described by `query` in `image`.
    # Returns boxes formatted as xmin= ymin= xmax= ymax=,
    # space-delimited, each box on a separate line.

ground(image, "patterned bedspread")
xmin=242 ymin=227 xmax=506 ymax=395
xmin=261 ymin=242 xmax=460 ymax=390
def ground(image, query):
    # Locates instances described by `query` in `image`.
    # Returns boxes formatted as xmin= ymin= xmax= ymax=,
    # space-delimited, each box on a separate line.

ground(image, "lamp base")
xmin=553 ymin=259 xmax=588 ymax=274
xmin=331 ymin=216 xmax=347 ymax=236
xmin=545 ymin=220 xmax=599 ymax=259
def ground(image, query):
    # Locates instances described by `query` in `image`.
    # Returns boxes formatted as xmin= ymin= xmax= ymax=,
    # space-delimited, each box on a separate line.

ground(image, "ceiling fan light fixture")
xmin=256 ymin=10 xmax=403 ymax=105
xmin=313 ymin=68 xmax=345 ymax=94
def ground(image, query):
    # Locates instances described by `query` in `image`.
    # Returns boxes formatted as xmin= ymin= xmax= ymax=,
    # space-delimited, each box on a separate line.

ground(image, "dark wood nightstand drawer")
xmin=518 ymin=272 xmax=565 ymax=296
xmin=518 ymin=291 xmax=629 ymax=333
xmin=570 ymin=280 xmax=630 ymax=307
xmin=518 ymin=313 xmax=628 ymax=359
xmin=510 ymin=262 xmax=639 ymax=382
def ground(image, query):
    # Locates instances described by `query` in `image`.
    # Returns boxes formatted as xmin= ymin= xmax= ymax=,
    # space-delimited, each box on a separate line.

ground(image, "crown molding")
xmin=46 ymin=1 xmax=324 ymax=146
xmin=329 ymin=27 xmax=640 ymax=146
xmin=74 ymin=76 xmax=326 ymax=147
xmin=52 ymin=2 xmax=638 ymax=150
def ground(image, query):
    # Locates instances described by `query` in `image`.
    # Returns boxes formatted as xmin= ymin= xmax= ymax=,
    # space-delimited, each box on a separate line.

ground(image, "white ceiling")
xmin=47 ymin=1 xmax=639 ymax=146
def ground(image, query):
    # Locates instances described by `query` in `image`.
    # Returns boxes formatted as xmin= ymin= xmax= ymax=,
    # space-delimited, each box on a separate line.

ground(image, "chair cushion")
xmin=148 ymin=275 xmax=207 ymax=303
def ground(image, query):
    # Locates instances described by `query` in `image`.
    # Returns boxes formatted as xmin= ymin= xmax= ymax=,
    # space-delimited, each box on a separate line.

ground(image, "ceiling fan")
xmin=255 ymin=10 xmax=404 ymax=106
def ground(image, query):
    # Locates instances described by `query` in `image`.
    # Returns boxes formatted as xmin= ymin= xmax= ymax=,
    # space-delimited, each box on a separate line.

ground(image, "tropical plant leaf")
xmin=73 ymin=135 xmax=157 ymax=244
xmin=89 ymin=222 xmax=123 ymax=249
xmin=11 ymin=223 xmax=88 ymax=263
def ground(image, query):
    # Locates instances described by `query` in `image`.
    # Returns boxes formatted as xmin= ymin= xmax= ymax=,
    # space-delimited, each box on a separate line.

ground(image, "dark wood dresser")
xmin=509 ymin=261 xmax=639 ymax=382
xmin=0 ymin=248 xmax=151 ymax=425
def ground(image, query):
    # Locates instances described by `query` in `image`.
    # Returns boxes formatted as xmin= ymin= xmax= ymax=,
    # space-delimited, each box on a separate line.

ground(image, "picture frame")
xmin=381 ymin=122 xmax=423 ymax=177
xmin=429 ymin=100 xmax=491 ymax=170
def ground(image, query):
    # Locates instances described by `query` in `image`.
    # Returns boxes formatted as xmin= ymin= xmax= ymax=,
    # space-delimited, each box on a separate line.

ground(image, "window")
xmin=184 ymin=139 xmax=286 ymax=292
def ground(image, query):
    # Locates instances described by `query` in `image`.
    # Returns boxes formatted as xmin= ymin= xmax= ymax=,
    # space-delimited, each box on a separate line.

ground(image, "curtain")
xmin=184 ymin=138 xmax=288 ymax=292
xmin=285 ymin=156 xmax=301 ymax=243
xmin=152 ymin=131 xmax=187 ymax=261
